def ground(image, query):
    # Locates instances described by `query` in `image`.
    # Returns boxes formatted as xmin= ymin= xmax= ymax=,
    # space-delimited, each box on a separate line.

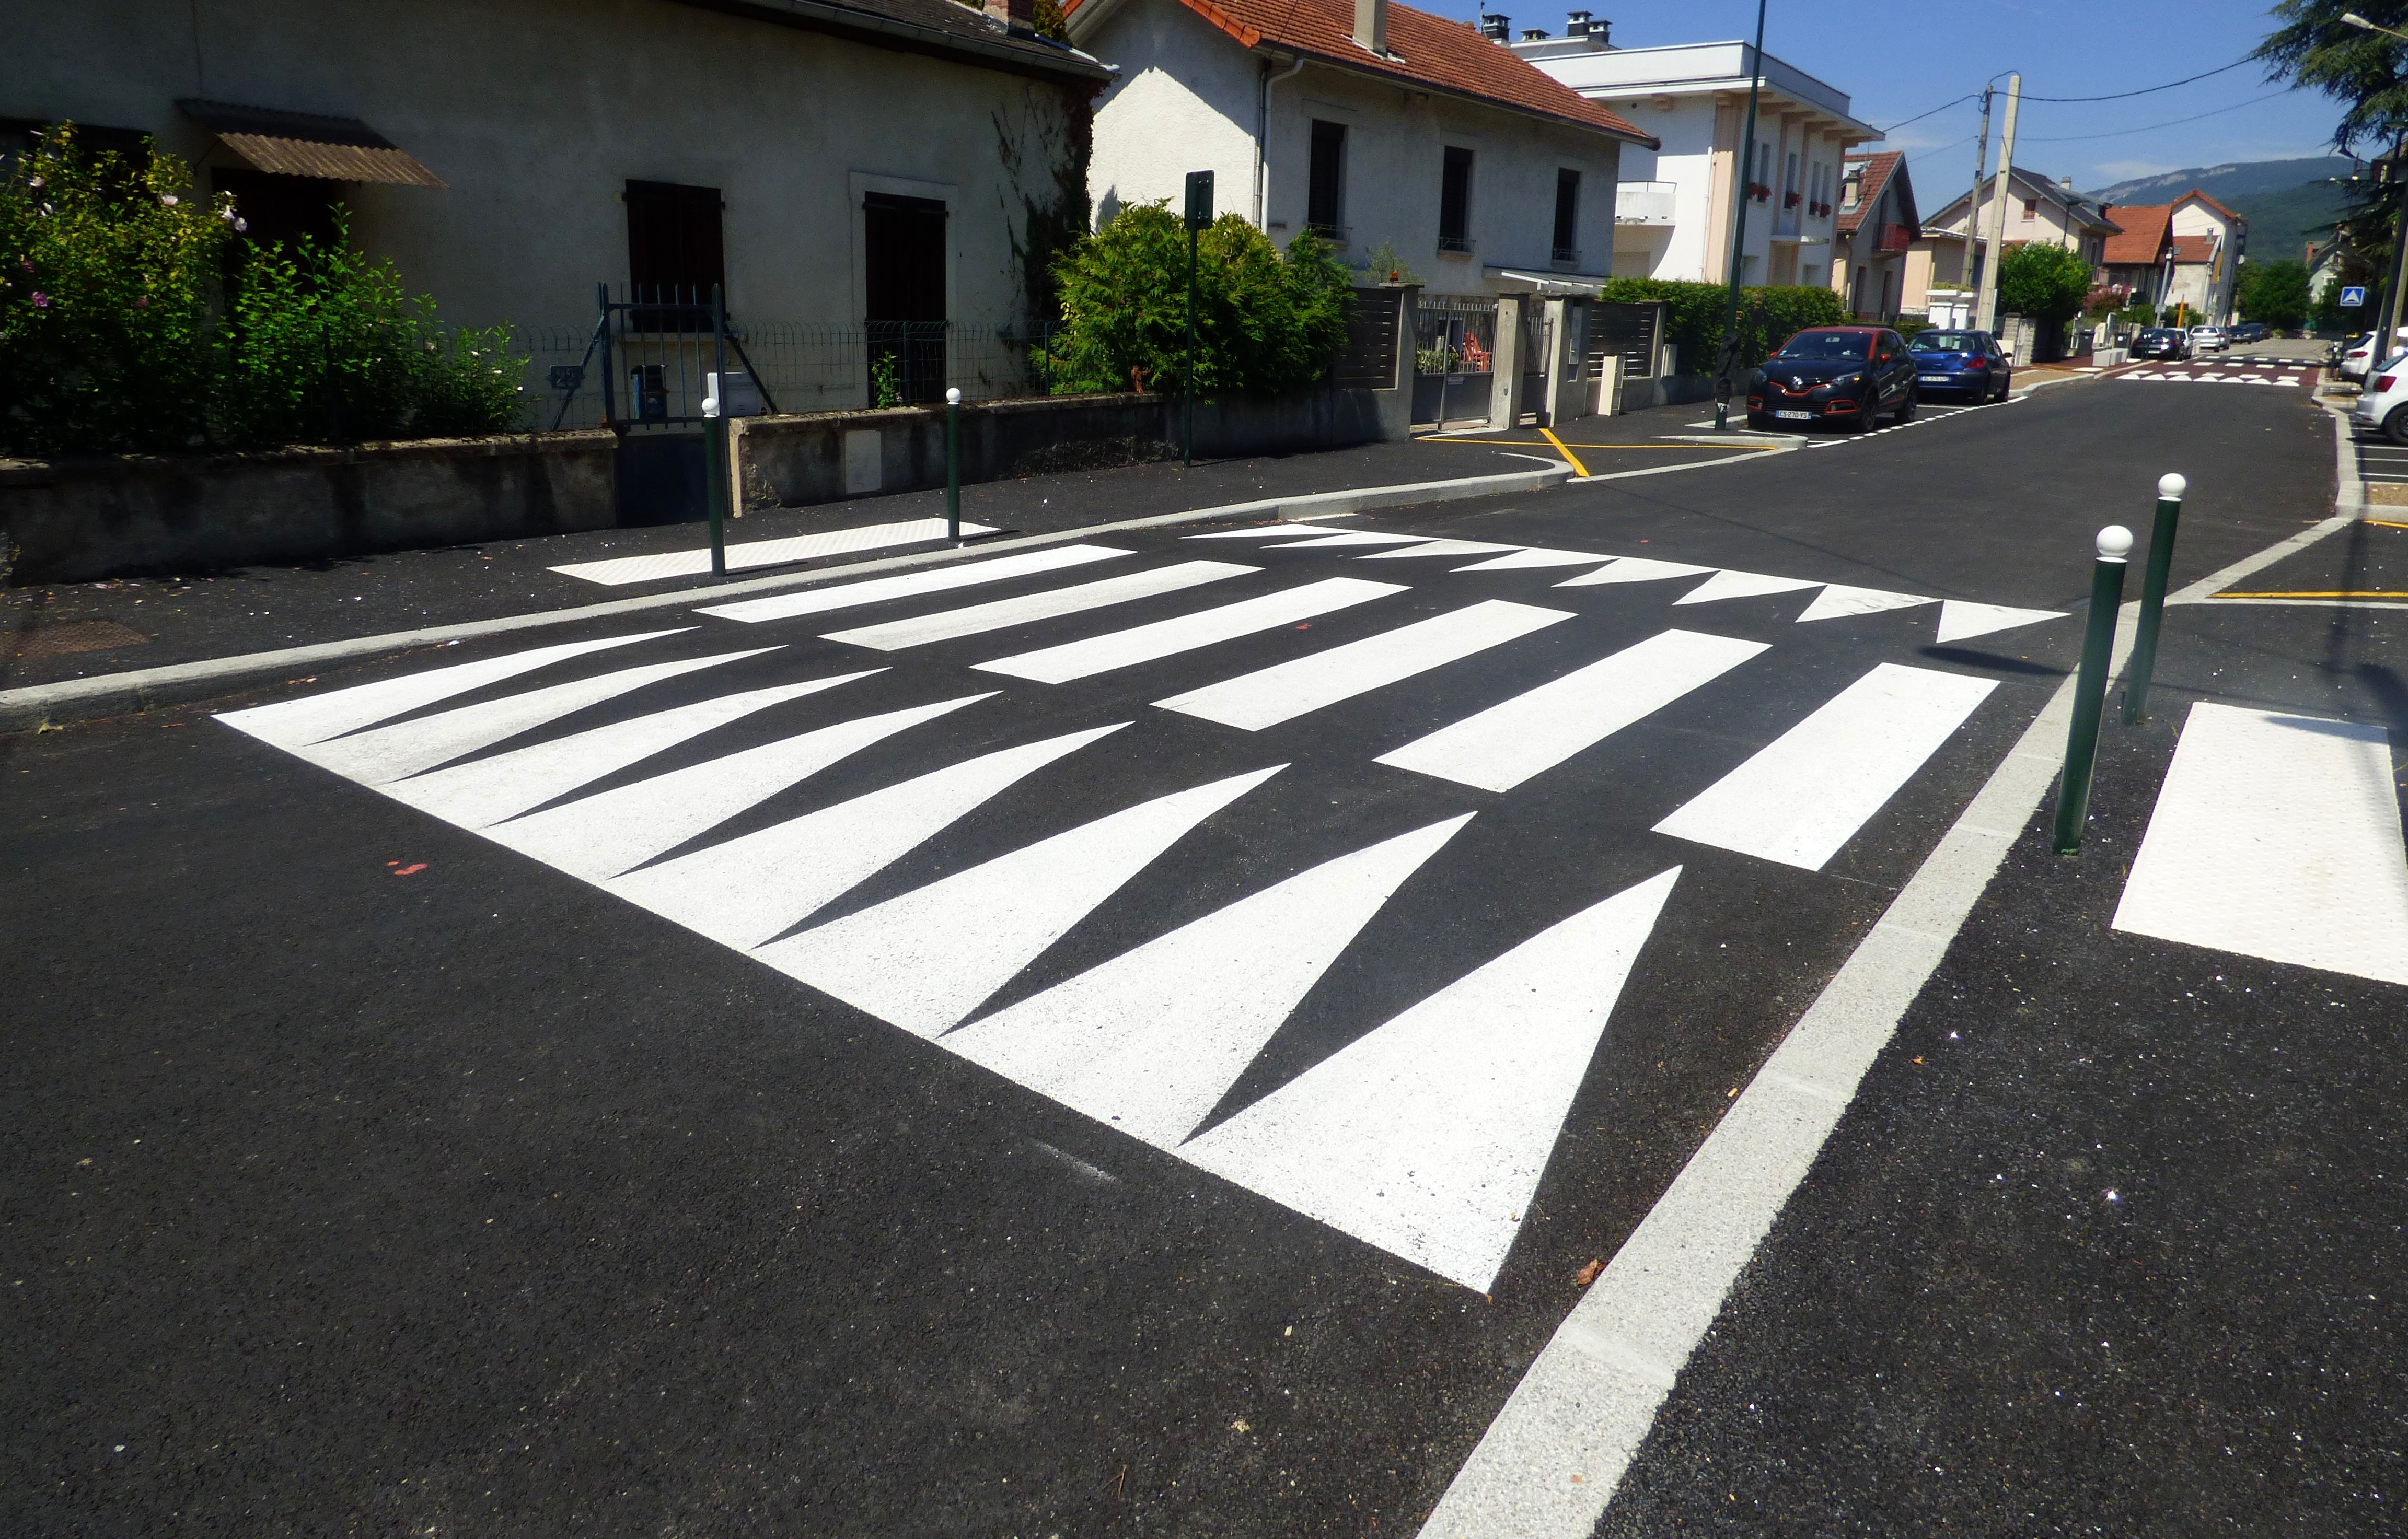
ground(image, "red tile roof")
xmin=2175 ymin=189 xmax=2244 ymax=225
xmin=2100 ymin=203 xmax=2171 ymax=265
xmin=1069 ymin=0 xmax=1655 ymax=145
xmin=1835 ymin=151 xmax=1903 ymax=235
xmin=2171 ymin=232 xmax=2218 ymax=264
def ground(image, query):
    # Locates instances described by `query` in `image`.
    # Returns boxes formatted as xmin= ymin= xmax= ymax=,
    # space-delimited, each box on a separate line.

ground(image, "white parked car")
xmin=2188 ymin=324 xmax=2225 ymax=353
xmin=2351 ymin=352 xmax=2408 ymax=443
xmin=2341 ymin=333 xmax=2381 ymax=380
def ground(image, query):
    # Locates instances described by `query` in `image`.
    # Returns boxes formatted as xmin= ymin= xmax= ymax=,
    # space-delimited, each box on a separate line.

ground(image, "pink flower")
xmin=31 ymin=292 xmax=48 ymax=307
xmin=134 ymin=295 xmax=149 ymax=308
xmin=27 ymin=177 xmax=42 ymax=190
xmin=159 ymin=194 xmax=179 ymax=207
xmin=233 ymin=218 xmax=248 ymax=232
xmin=17 ymin=258 xmax=29 ymax=271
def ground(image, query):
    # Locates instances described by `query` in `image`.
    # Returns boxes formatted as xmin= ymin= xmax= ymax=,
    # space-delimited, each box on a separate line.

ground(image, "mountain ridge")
xmin=2082 ymin=155 xmax=2354 ymax=205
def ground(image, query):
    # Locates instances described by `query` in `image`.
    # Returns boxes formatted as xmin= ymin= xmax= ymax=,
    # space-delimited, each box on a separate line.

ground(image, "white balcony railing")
xmin=1614 ymin=181 xmax=1676 ymax=227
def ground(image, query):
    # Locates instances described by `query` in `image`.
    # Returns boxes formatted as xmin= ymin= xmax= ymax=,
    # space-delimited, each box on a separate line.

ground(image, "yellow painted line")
xmin=1415 ymin=438 xmax=1782 ymax=451
xmin=1537 ymin=426 xmax=1589 ymax=477
xmin=2362 ymin=518 xmax=2408 ymax=530
xmin=2213 ymin=591 xmax=2408 ymax=599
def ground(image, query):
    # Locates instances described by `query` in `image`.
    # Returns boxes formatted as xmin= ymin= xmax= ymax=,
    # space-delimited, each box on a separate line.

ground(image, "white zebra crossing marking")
xmin=1654 ymin=662 xmax=1996 ymax=870
xmin=384 ymin=670 xmax=876 ymax=829
xmin=1359 ymin=539 xmax=1523 ymax=560
xmin=1452 ymin=547 xmax=1617 ymax=573
xmin=215 ymin=631 xmax=685 ymax=749
xmin=821 ymin=560 xmax=1253 ymax=651
xmin=2113 ymin=703 xmax=2408 ymax=986
xmin=1555 ymin=557 xmax=1715 ymax=588
xmin=605 ymin=723 xmax=1126 ymax=949
xmin=293 ymin=647 xmax=780 ymax=785
xmin=1935 ymin=599 xmax=2068 ymax=644
xmin=1673 ymin=569 xmax=1823 ymax=605
xmin=943 ymin=814 xmax=1475 ymax=1148
xmin=1155 ymin=600 xmax=1571 ymax=731
xmin=974 ymin=577 xmax=1405 ymax=684
xmin=1376 ymin=629 xmax=1767 ymax=793
xmin=1795 ymin=584 xmax=1936 ymax=623
xmin=550 ymin=517 xmax=1001 ymax=587
xmin=753 ymin=765 xmax=1284 ymax=1036
xmin=699 ymin=544 xmax=1131 ymax=625
xmin=1179 ymin=866 xmax=1682 ymax=1293
xmin=1183 ymin=523 xmax=1364 ymax=540
xmin=1274 ymin=530 xmax=1437 ymax=549
xmin=485 ymin=692 xmax=994 ymax=882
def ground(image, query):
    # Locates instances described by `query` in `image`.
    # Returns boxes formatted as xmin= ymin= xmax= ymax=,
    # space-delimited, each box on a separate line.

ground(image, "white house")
xmin=1066 ymin=0 xmax=1656 ymax=301
xmin=5 ymin=0 xmax=1110 ymax=409
xmin=2167 ymin=191 xmax=2247 ymax=325
xmin=1509 ymin=21 xmax=1876 ymax=290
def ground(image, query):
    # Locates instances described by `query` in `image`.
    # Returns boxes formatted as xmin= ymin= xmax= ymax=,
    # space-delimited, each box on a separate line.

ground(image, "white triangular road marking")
xmin=1935 ymin=599 xmax=2067 ymax=644
xmin=1554 ymin=557 xmax=1716 ymax=588
xmin=1672 ymin=570 xmax=1824 ymax=605
xmin=1793 ymin=584 xmax=1939 ymax=623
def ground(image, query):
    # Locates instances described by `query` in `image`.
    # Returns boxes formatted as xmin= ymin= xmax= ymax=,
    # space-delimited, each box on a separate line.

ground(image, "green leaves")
xmin=1595 ymin=277 xmax=1848 ymax=372
xmin=0 ymin=125 xmax=525 ymax=456
xmin=2259 ymin=1 xmax=2408 ymax=155
xmin=1040 ymin=204 xmax=1354 ymax=398
xmin=2236 ymin=258 xmax=2312 ymax=329
xmin=1997 ymin=243 xmax=2095 ymax=325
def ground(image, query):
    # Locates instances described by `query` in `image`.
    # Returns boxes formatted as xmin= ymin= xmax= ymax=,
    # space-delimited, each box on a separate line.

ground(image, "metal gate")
xmin=1588 ymin=299 xmax=1664 ymax=381
xmin=1413 ymin=295 xmax=1498 ymax=427
xmin=1334 ymin=286 xmax=1405 ymax=390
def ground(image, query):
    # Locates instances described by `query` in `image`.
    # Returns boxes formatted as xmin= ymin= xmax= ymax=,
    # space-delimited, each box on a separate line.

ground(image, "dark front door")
xmin=863 ymin=192 xmax=947 ymax=405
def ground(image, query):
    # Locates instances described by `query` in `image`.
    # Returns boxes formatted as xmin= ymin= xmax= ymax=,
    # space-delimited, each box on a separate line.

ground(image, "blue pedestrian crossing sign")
xmin=2342 ymin=285 xmax=2368 ymax=308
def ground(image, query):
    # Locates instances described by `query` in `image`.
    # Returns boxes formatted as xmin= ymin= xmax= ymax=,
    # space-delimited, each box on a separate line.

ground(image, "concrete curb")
xmin=0 ymin=459 xmax=1572 ymax=733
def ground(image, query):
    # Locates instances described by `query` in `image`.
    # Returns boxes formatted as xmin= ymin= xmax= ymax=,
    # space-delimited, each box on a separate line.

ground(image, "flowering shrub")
xmin=0 ymin=124 xmax=233 ymax=452
xmin=0 ymin=125 xmax=528 ymax=455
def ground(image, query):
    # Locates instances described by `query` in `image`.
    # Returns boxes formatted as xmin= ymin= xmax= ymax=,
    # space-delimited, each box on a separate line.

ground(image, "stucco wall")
xmin=1084 ymin=0 xmax=1264 ymax=228
xmin=3 ymin=0 xmax=1093 ymax=403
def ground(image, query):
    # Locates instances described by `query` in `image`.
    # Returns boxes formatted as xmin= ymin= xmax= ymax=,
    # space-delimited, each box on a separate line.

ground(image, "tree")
xmin=1997 ymin=242 xmax=2093 ymax=323
xmin=2237 ymin=258 xmax=2312 ymax=328
xmin=1042 ymin=204 xmax=1354 ymax=397
xmin=2259 ymin=2 xmax=2408 ymax=154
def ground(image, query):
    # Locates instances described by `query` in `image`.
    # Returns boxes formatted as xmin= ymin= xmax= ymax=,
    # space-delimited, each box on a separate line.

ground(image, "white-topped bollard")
xmin=945 ymin=387 xmax=964 ymax=545
xmin=2124 ymin=474 xmax=2189 ymax=725
xmin=2054 ymin=522 xmax=2134 ymax=854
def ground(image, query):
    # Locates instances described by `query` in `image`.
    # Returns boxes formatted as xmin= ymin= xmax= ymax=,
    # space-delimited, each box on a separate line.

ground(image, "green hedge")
xmin=1039 ymin=203 xmax=1355 ymax=397
xmin=1595 ymin=277 xmax=1848 ymax=372
xmin=2 ymin=126 xmax=526 ymax=456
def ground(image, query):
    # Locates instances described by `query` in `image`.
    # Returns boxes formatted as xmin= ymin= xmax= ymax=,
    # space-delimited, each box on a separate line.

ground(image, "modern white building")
xmin=1509 ymin=20 xmax=1876 ymax=290
xmin=1067 ymin=0 xmax=1657 ymax=300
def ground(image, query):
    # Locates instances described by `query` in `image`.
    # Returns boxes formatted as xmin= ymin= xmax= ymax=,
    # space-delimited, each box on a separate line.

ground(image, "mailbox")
xmin=703 ymin=370 xmax=761 ymax=419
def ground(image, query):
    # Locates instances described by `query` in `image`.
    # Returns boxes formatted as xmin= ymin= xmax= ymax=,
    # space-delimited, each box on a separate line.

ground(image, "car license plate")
xmin=1920 ymin=374 xmax=1950 ymax=383
xmin=1774 ymin=410 xmax=1813 ymax=421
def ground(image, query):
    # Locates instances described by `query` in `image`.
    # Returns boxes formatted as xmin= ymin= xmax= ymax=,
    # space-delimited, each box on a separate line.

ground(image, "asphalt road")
xmin=3 ymin=367 xmax=2380 ymax=1537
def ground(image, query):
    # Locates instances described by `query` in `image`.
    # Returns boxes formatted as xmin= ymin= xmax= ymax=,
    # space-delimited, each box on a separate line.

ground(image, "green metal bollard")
xmin=2121 ymin=472 xmax=2187 ymax=725
xmin=945 ymin=386 xmax=963 ymax=545
xmin=2052 ymin=524 xmax=2134 ymax=855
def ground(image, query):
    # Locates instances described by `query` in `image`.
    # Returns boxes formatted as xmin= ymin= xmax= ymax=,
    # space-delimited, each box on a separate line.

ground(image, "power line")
xmin=1877 ymin=93 xmax=1979 ymax=136
xmin=2021 ymin=55 xmax=2254 ymax=103
xmin=2019 ymin=89 xmax=2296 ymax=143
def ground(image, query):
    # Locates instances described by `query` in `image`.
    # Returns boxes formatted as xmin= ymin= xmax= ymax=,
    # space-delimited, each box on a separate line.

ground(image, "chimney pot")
xmin=1521 ymin=27 xmax=1547 ymax=39
xmin=1354 ymin=0 xmax=1387 ymax=53
xmin=1479 ymin=11 xmax=1509 ymax=40
xmin=984 ymin=0 xmax=1034 ymax=31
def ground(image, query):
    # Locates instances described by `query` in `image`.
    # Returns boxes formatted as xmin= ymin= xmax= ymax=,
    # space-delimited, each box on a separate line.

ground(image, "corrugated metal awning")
xmin=176 ymin=99 xmax=445 ymax=188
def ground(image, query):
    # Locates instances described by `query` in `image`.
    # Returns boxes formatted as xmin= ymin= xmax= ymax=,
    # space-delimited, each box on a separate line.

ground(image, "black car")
xmin=2130 ymin=327 xmax=2190 ymax=361
xmin=1907 ymin=328 xmax=2012 ymax=402
xmin=2230 ymin=321 xmax=2270 ymax=345
xmin=1746 ymin=327 xmax=1919 ymax=431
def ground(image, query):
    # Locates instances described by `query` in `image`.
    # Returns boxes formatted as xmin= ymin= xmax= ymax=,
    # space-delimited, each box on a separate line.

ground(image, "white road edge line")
xmin=1414 ymin=601 xmax=2141 ymax=1539
xmin=2166 ymin=404 xmax=2360 ymax=607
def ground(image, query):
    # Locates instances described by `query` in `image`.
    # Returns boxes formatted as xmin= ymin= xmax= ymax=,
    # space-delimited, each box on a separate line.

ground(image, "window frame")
xmin=1438 ymin=145 xmax=1475 ymax=252
xmin=1307 ymin=119 xmax=1347 ymax=238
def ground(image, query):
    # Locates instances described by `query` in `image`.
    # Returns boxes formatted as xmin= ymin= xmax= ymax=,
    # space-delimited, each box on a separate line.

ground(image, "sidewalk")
xmin=1 ymin=435 xmax=1554 ymax=696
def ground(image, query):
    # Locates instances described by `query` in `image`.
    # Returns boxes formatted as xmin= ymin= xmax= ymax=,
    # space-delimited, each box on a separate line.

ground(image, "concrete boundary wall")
xmin=3 ymin=433 xmax=618 ymax=586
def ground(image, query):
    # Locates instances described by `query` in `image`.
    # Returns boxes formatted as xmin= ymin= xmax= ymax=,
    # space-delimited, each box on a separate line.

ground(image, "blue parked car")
xmin=1907 ymin=329 xmax=2013 ymax=403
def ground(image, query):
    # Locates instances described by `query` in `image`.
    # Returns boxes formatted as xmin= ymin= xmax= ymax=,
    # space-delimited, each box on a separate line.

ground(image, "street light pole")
xmin=1974 ymin=73 xmax=2021 ymax=337
xmin=1712 ymin=0 xmax=1769 ymax=432
xmin=1965 ymin=85 xmax=1992 ymax=326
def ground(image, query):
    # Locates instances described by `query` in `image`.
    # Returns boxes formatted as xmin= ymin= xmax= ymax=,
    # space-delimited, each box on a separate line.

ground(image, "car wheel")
xmin=1892 ymin=388 xmax=1917 ymax=424
xmin=2386 ymin=406 xmax=2408 ymax=448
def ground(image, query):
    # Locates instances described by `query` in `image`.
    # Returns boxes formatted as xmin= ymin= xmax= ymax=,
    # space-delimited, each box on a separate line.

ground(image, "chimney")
xmin=1520 ymin=27 xmax=1547 ymax=39
xmin=985 ymin=0 xmax=1033 ymax=32
xmin=2059 ymin=175 xmax=2073 ymax=191
xmin=1354 ymin=0 xmax=1387 ymax=54
xmin=1478 ymin=11 xmax=1509 ymax=41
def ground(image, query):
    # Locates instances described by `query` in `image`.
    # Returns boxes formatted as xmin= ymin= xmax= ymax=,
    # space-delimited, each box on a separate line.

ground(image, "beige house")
xmin=1914 ymin=165 xmax=2118 ymax=323
xmin=1832 ymin=151 xmax=1917 ymax=321
xmin=3 ymin=0 xmax=1110 ymax=410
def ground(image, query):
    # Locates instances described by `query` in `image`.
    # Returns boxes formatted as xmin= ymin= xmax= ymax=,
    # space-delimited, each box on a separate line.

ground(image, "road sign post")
xmin=1184 ymin=170 xmax=1213 ymax=469
xmin=2053 ymin=525 xmax=2133 ymax=855
xmin=2121 ymin=473 xmax=2187 ymax=726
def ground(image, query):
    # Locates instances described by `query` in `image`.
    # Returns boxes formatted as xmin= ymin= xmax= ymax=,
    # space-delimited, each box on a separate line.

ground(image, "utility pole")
xmin=1712 ymin=0 xmax=1769 ymax=432
xmin=1964 ymin=86 xmax=1991 ymax=327
xmin=1974 ymin=72 xmax=2021 ymax=337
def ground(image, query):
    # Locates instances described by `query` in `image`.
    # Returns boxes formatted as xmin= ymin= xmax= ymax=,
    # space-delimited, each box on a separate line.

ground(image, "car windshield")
xmin=1775 ymin=331 xmax=1869 ymax=359
xmin=1913 ymin=331 xmax=1977 ymax=353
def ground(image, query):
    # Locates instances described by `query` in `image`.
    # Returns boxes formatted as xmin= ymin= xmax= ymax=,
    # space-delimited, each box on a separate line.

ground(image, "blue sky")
xmin=1416 ymin=0 xmax=2354 ymax=195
